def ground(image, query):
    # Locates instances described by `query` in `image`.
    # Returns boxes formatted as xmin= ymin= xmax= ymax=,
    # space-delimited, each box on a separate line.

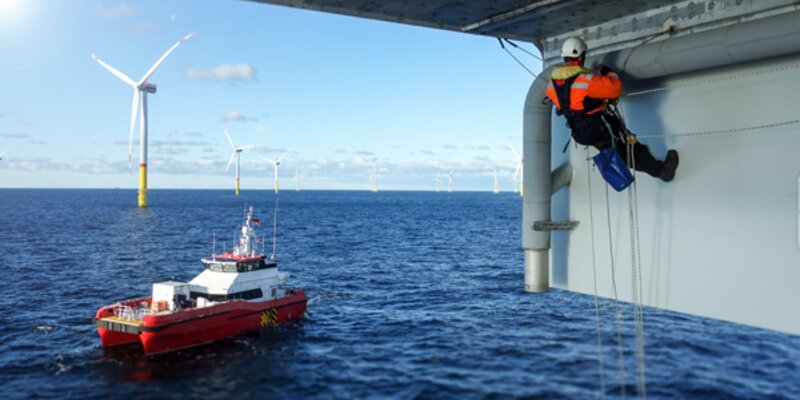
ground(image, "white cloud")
xmin=185 ymin=63 xmax=257 ymax=82
xmin=93 ymin=4 xmax=137 ymax=18
xmin=0 ymin=133 xmax=28 ymax=139
xmin=223 ymin=110 xmax=258 ymax=122
xmin=132 ymin=22 xmax=157 ymax=33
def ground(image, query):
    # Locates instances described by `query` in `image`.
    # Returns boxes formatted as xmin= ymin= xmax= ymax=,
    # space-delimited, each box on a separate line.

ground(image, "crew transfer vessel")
xmin=94 ymin=207 xmax=306 ymax=355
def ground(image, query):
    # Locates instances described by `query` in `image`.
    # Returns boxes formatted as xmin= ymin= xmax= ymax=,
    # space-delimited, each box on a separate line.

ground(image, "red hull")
xmin=95 ymin=290 xmax=307 ymax=355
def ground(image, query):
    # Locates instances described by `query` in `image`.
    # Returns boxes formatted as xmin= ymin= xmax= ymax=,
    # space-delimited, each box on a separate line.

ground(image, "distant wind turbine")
xmin=263 ymin=152 xmax=288 ymax=193
xmin=434 ymin=173 xmax=442 ymax=192
xmin=294 ymin=166 xmax=301 ymax=192
xmin=92 ymin=33 xmax=194 ymax=208
xmin=508 ymin=145 xmax=523 ymax=197
xmin=223 ymin=128 xmax=258 ymax=196
xmin=369 ymin=167 xmax=381 ymax=192
xmin=447 ymin=171 xmax=454 ymax=193
xmin=493 ymin=169 xmax=500 ymax=194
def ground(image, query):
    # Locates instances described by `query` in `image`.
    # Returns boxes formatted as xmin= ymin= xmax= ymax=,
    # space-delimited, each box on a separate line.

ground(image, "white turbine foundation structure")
xmin=92 ymin=33 xmax=193 ymax=208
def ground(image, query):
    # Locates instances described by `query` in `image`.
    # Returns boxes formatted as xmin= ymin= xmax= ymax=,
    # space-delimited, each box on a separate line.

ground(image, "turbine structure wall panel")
xmin=554 ymin=53 xmax=800 ymax=335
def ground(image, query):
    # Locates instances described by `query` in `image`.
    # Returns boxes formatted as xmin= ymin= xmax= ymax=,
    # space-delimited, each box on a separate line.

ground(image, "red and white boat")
xmin=94 ymin=207 xmax=307 ymax=355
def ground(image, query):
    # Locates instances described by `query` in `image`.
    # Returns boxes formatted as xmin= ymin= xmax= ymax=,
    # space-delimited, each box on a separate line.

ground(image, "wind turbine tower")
xmin=223 ymin=128 xmax=258 ymax=196
xmin=492 ymin=169 xmax=500 ymax=194
xmin=263 ymin=153 xmax=288 ymax=193
xmin=294 ymin=166 xmax=301 ymax=192
xmin=447 ymin=171 xmax=453 ymax=193
xmin=508 ymin=145 xmax=523 ymax=197
xmin=369 ymin=167 xmax=380 ymax=192
xmin=92 ymin=33 xmax=193 ymax=208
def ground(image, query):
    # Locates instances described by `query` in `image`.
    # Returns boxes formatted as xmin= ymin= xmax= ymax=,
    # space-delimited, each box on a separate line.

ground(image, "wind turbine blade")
xmin=224 ymin=151 xmax=236 ymax=175
xmin=507 ymin=144 xmax=521 ymax=160
xmin=275 ymin=152 xmax=289 ymax=162
xmin=262 ymin=157 xmax=275 ymax=164
xmin=138 ymin=32 xmax=194 ymax=85
xmin=128 ymin=90 xmax=140 ymax=174
xmin=92 ymin=54 xmax=137 ymax=87
xmin=224 ymin=128 xmax=237 ymax=150
xmin=239 ymin=144 xmax=258 ymax=151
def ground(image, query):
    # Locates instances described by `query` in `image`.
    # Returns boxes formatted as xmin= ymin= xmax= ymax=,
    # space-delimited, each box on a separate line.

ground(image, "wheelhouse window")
xmin=205 ymin=262 xmax=237 ymax=272
xmin=191 ymin=288 xmax=263 ymax=302
xmin=204 ymin=259 xmax=276 ymax=273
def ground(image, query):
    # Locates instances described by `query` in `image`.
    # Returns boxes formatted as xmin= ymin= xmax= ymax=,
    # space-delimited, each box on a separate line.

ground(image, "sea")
xmin=0 ymin=189 xmax=798 ymax=399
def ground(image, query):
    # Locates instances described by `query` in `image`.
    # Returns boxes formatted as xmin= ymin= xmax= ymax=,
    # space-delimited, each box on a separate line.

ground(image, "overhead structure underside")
xmin=249 ymin=0 xmax=800 ymax=65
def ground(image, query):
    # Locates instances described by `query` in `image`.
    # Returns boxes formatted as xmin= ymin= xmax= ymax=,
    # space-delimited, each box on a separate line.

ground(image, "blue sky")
xmin=0 ymin=0 xmax=541 ymax=190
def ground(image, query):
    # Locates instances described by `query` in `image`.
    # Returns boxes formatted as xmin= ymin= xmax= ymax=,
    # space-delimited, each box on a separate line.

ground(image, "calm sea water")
xmin=0 ymin=189 xmax=798 ymax=399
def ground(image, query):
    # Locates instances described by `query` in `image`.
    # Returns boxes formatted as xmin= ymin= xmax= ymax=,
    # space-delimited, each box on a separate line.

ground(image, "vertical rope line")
xmin=586 ymin=149 xmax=607 ymax=398
xmin=605 ymin=183 xmax=627 ymax=398
xmin=625 ymin=124 xmax=647 ymax=399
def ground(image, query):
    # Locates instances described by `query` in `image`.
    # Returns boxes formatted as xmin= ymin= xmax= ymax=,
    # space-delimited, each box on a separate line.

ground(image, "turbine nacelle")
xmin=140 ymin=82 xmax=157 ymax=94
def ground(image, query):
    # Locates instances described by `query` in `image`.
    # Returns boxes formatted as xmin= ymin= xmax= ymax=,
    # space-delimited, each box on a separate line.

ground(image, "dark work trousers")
xmin=597 ymin=112 xmax=663 ymax=178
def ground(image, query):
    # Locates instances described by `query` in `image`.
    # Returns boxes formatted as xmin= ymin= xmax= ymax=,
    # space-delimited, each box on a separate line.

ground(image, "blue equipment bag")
xmin=593 ymin=147 xmax=634 ymax=191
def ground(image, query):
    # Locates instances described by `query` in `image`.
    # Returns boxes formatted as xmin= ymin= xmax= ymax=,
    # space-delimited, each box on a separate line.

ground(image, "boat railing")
xmin=112 ymin=303 xmax=155 ymax=322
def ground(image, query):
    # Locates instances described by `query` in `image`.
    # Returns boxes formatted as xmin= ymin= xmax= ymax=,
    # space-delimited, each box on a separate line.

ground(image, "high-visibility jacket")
xmin=545 ymin=65 xmax=621 ymax=114
xmin=545 ymin=64 xmax=622 ymax=145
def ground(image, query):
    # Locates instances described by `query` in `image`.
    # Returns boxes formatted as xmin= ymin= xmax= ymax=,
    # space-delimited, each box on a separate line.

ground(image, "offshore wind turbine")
xmin=492 ymin=169 xmax=500 ymax=194
xmin=369 ymin=167 xmax=380 ymax=192
xmin=92 ymin=33 xmax=193 ymax=208
xmin=223 ymin=128 xmax=258 ymax=196
xmin=294 ymin=166 xmax=301 ymax=192
xmin=508 ymin=145 xmax=523 ymax=197
xmin=263 ymin=152 xmax=288 ymax=193
xmin=447 ymin=171 xmax=453 ymax=193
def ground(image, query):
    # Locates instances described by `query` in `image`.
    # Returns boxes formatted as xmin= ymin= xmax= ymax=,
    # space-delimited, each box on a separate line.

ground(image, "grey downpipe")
xmin=522 ymin=66 xmax=555 ymax=292
xmin=595 ymin=10 xmax=800 ymax=80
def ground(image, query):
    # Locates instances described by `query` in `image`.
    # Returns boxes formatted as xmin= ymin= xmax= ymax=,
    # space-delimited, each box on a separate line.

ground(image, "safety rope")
xmin=501 ymin=38 xmax=542 ymax=61
xmin=586 ymin=148 xmax=607 ymax=399
xmin=497 ymin=38 xmax=538 ymax=77
xmin=625 ymin=63 xmax=800 ymax=97
xmin=625 ymin=136 xmax=647 ymax=399
xmin=604 ymin=182 xmax=628 ymax=399
xmin=635 ymin=119 xmax=800 ymax=140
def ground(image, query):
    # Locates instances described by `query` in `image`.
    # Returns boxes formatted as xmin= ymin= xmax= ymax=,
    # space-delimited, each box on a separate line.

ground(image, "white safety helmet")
xmin=561 ymin=37 xmax=587 ymax=59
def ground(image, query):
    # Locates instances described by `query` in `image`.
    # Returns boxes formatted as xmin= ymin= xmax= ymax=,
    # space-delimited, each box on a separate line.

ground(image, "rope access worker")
xmin=546 ymin=37 xmax=679 ymax=182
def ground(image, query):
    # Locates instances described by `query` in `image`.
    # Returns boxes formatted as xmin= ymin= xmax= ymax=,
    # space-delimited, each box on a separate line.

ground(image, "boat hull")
xmin=95 ymin=290 xmax=307 ymax=355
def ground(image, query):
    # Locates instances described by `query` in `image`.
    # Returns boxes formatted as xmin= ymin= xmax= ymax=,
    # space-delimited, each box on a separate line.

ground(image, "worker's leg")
xmin=615 ymin=141 xmax=664 ymax=178
xmin=602 ymin=111 xmax=668 ymax=178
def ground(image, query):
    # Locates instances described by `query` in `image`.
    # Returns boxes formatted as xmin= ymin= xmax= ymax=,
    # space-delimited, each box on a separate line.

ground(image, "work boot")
xmin=660 ymin=150 xmax=679 ymax=182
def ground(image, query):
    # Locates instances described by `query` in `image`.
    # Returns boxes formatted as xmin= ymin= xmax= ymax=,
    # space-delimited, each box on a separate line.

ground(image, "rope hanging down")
xmin=587 ymin=148 xmax=629 ymax=399
xmin=497 ymin=38 xmax=538 ymax=77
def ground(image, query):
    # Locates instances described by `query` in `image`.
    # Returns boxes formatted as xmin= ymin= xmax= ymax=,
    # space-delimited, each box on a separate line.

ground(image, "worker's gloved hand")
xmin=597 ymin=64 xmax=615 ymax=75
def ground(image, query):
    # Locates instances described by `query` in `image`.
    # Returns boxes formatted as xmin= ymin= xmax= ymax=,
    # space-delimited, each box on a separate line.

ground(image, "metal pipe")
xmin=551 ymin=162 xmax=573 ymax=195
xmin=522 ymin=66 xmax=555 ymax=292
xmin=594 ymin=10 xmax=800 ymax=80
